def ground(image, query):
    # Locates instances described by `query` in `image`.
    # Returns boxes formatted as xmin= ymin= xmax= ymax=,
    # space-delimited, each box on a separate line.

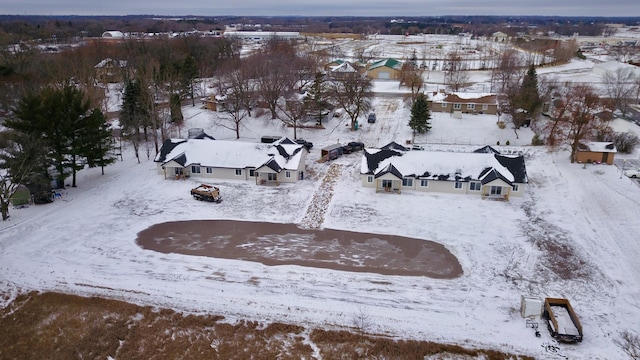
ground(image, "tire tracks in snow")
xmin=299 ymin=163 xmax=343 ymax=229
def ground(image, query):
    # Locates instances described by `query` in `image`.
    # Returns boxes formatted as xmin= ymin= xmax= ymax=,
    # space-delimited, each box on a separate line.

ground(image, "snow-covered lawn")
xmin=2 ymin=54 xmax=640 ymax=358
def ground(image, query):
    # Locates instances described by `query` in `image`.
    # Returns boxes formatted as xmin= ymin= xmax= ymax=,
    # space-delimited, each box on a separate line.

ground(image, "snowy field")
xmin=2 ymin=36 xmax=640 ymax=358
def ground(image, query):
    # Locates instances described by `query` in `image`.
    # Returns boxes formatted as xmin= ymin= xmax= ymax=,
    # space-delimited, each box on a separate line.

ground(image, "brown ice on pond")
xmin=136 ymin=220 xmax=463 ymax=279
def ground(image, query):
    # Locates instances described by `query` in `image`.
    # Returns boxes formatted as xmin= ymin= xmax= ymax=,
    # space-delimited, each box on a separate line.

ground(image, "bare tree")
xmin=610 ymin=44 xmax=637 ymax=64
xmin=329 ymin=73 xmax=373 ymax=131
xmin=542 ymin=84 xmax=614 ymax=161
xmin=277 ymin=95 xmax=307 ymax=140
xmin=602 ymin=67 xmax=637 ymax=118
xmin=214 ymin=61 xmax=254 ymax=139
xmin=253 ymin=39 xmax=299 ymax=120
xmin=491 ymin=49 xmax=525 ymax=93
xmin=500 ymin=65 xmax=542 ymax=139
xmin=550 ymin=39 xmax=578 ymax=65
xmin=444 ymin=50 xmax=470 ymax=92
xmin=0 ymin=133 xmax=45 ymax=221
xmin=399 ymin=61 xmax=424 ymax=101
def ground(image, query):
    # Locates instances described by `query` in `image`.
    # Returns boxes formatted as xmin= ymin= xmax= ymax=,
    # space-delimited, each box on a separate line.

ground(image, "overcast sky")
xmin=1 ymin=0 xmax=638 ymax=17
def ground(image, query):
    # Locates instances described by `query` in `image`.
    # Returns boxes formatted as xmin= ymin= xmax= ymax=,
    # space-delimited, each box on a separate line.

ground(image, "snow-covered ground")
xmin=2 ymin=42 xmax=640 ymax=358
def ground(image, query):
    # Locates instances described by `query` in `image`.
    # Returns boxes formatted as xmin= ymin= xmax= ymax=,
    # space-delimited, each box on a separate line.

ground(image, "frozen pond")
xmin=136 ymin=220 xmax=463 ymax=278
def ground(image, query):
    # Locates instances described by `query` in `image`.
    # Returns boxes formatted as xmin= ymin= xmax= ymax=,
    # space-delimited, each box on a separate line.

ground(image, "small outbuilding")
xmin=574 ymin=141 xmax=617 ymax=165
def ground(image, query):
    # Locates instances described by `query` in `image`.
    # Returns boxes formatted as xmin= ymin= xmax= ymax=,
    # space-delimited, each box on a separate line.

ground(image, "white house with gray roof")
xmin=154 ymin=136 xmax=307 ymax=185
xmin=360 ymin=144 xmax=527 ymax=201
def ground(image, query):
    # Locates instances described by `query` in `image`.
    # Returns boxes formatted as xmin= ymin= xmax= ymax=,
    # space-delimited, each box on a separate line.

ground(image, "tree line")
xmin=0 ymin=32 xmax=386 ymax=220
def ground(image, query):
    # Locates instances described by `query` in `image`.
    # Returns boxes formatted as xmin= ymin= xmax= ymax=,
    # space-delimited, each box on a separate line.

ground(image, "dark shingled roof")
xmin=364 ymin=149 xmax=404 ymax=174
xmin=494 ymin=154 xmax=528 ymax=183
xmin=479 ymin=167 xmax=512 ymax=185
xmin=473 ymin=145 xmax=501 ymax=154
xmin=381 ymin=141 xmax=408 ymax=152
xmin=272 ymin=144 xmax=304 ymax=160
xmin=156 ymin=139 xmax=187 ymax=163
xmin=262 ymin=158 xmax=282 ymax=173
xmin=374 ymin=163 xmax=403 ymax=179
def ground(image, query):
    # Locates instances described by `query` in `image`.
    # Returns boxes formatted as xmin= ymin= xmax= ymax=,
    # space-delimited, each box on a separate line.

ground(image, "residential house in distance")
xmin=491 ymin=31 xmax=509 ymax=42
xmin=360 ymin=144 xmax=527 ymax=201
xmin=366 ymin=58 xmax=403 ymax=80
xmin=574 ymin=141 xmax=617 ymax=165
xmin=427 ymin=91 xmax=499 ymax=116
xmin=95 ymin=58 xmax=128 ymax=83
xmin=155 ymin=134 xmax=308 ymax=185
xmin=327 ymin=60 xmax=364 ymax=79
xmin=324 ymin=59 xmax=345 ymax=72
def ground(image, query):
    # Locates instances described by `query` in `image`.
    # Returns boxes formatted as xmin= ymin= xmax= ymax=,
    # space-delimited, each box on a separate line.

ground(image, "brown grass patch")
xmin=0 ymin=292 xmax=532 ymax=360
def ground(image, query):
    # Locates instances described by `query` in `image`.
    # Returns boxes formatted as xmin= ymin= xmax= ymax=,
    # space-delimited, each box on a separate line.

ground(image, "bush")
xmin=531 ymin=134 xmax=544 ymax=146
xmin=614 ymin=330 xmax=640 ymax=360
xmin=496 ymin=141 xmax=500 ymax=146
xmin=505 ymin=140 xmax=510 ymax=145
xmin=613 ymin=132 xmax=640 ymax=154
xmin=497 ymin=121 xmax=506 ymax=129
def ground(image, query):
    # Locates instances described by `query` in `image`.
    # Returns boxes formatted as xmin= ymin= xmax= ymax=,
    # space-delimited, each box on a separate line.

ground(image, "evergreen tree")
xmin=305 ymin=72 xmax=330 ymax=126
xmin=181 ymin=55 xmax=199 ymax=106
xmin=170 ymin=92 xmax=184 ymax=127
xmin=517 ymin=64 xmax=542 ymax=118
xmin=7 ymin=85 xmax=112 ymax=188
xmin=82 ymin=109 xmax=117 ymax=175
xmin=409 ymin=93 xmax=432 ymax=139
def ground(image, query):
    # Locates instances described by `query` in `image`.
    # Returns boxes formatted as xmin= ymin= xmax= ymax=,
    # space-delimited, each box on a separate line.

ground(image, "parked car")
xmin=295 ymin=139 xmax=313 ymax=151
xmin=367 ymin=113 xmax=376 ymax=123
xmin=411 ymin=144 xmax=425 ymax=151
xmin=624 ymin=168 xmax=640 ymax=178
xmin=348 ymin=141 xmax=365 ymax=151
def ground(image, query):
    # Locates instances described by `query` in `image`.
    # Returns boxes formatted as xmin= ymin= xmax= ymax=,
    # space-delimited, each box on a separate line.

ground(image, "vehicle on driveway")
xmin=367 ymin=113 xmax=376 ymax=123
xmin=341 ymin=144 xmax=354 ymax=154
xmin=295 ymin=139 xmax=313 ymax=151
xmin=624 ymin=168 xmax=640 ymax=178
xmin=348 ymin=141 xmax=365 ymax=151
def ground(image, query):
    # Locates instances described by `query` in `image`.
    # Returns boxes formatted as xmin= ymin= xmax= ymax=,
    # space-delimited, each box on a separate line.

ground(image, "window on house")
xmin=206 ymin=167 xmax=213 ymax=174
xmin=420 ymin=179 xmax=429 ymax=187
xmin=454 ymin=181 xmax=463 ymax=189
xmin=191 ymin=165 xmax=201 ymax=174
xmin=285 ymin=171 xmax=291 ymax=178
xmin=367 ymin=176 xmax=373 ymax=183
xmin=512 ymin=184 xmax=519 ymax=192
xmin=469 ymin=182 xmax=482 ymax=191
xmin=453 ymin=103 xmax=462 ymax=110
xmin=490 ymin=186 xmax=503 ymax=195
xmin=175 ymin=168 xmax=183 ymax=175
xmin=249 ymin=169 xmax=255 ymax=177
xmin=467 ymin=104 xmax=475 ymax=110
xmin=235 ymin=169 xmax=242 ymax=176
xmin=441 ymin=102 xmax=447 ymax=108
xmin=402 ymin=178 xmax=413 ymax=187
xmin=382 ymin=179 xmax=393 ymax=189
xmin=482 ymin=104 xmax=489 ymax=111
xmin=267 ymin=173 xmax=277 ymax=181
